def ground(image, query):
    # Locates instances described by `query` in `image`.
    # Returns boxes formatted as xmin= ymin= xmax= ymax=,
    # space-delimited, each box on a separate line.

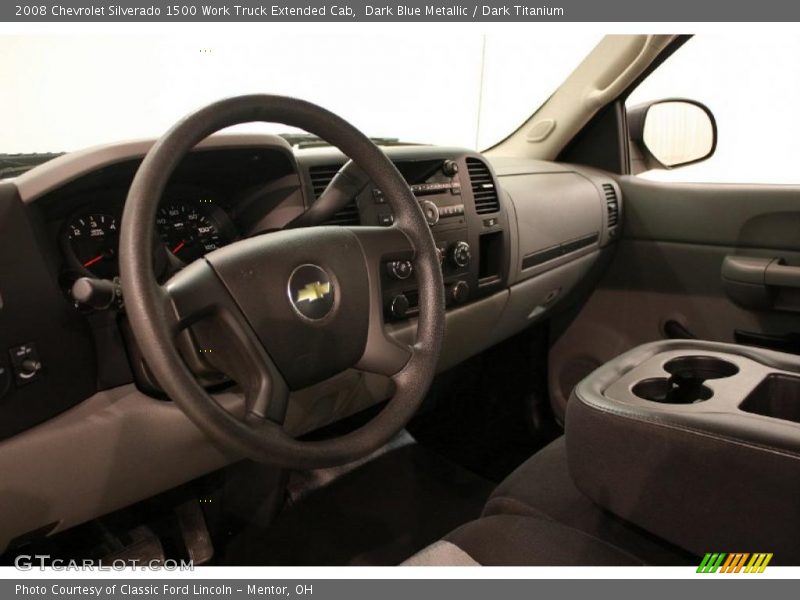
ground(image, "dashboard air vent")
xmin=466 ymin=158 xmax=500 ymax=214
xmin=602 ymin=183 xmax=619 ymax=228
xmin=308 ymin=164 xmax=361 ymax=226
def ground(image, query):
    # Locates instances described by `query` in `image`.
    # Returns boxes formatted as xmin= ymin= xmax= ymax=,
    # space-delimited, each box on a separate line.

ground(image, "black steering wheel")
xmin=119 ymin=95 xmax=445 ymax=469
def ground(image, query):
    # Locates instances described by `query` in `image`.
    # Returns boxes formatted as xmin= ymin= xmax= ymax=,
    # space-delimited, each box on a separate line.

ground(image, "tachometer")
xmin=156 ymin=202 xmax=225 ymax=263
xmin=65 ymin=212 xmax=119 ymax=278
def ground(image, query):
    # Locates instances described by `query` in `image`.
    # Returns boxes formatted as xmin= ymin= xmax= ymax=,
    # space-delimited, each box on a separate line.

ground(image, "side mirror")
xmin=628 ymin=99 xmax=717 ymax=172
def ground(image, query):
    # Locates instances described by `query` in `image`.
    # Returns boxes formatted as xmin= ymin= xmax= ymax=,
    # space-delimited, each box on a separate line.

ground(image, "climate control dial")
xmin=449 ymin=241 xmax=471 ymax=268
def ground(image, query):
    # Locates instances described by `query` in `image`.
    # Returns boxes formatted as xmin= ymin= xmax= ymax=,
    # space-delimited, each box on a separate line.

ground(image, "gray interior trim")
xmin=589 ymin=343 xmax=800 ymax=455
xmin=0 ymin=385 xmax=239 ymax=553
xmin=0 ymin=368 xmax=394 ymax=554
xmin=13 ymin=134 xmax=295 ymax=204
xmin=400 ymin=540 xmax=479 ymax=566
xmin=487 ymin=157 xmax=574 ymax=177
xmin=503 ymin=172 xmax=602 ymax=281
xmin=490 ymin=252 xmax=600 ymax=345
xmin=567 ymin=340 xmax=800 ymax=561
xmin=620 ymin=176 xmax=800 ymax=249
xmin=388 ymin=290 xmax=509 ymax=374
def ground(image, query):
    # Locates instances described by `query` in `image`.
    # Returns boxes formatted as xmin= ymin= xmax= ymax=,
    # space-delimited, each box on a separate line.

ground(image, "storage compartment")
xmin=740 ymin=374 xmax=800 ymax=423
xmin=478 ymin=230 xmax=504 ymax=285
xmin=631 ymin=355 xmax=738 ymax=404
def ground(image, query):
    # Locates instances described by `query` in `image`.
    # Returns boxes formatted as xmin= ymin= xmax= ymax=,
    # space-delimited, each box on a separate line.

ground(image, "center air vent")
xmin=308 ymin=164 xmax=361 ymax=226
xmin=466 ymin=158 xmax=500 ymax=214
xmin=602 ymin=183 xmax=619 ymax=228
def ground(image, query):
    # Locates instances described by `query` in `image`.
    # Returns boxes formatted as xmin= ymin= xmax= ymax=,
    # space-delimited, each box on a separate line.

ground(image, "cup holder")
xmin=632 ymin=377 xmax=713 ymax=404
xmin=663 ymin=355 xmax=739 ymax=381
xmin=632 ymin=355 xmax=739 ymax=404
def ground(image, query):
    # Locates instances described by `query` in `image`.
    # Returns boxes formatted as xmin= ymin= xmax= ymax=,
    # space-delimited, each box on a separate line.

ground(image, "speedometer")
xmin=156 ymin=202 xmax=225 ymax=263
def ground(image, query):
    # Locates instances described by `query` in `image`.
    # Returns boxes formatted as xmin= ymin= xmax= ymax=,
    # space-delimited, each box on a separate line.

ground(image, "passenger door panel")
xmin=548 ymin=177 xmax=800 ymax=421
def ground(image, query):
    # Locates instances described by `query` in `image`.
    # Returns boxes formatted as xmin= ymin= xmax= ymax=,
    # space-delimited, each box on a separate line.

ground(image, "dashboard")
xmin=37 ymin=144 xmax=302 ymax=294
xmin=0 ymin=133 xmax=622 ymax=552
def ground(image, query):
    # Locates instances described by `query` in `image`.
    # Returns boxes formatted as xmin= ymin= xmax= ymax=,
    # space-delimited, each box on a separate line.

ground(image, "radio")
xmin=372 ymin=181 xmax=466 ymax=228
xmin=376 ymin=165 xmax=473 ymax=321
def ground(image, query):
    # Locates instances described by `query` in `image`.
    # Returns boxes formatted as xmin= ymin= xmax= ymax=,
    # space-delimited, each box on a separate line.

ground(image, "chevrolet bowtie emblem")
xmin=288 ymin=264 xmax=336 ymax=321
xmin=295 ymin=281 xmax=331 ymax=304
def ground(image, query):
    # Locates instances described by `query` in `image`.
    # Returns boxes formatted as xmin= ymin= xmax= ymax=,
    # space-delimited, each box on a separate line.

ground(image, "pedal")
xmin=175 ymin=499 xmax=214 ymax=565
xmin=102 ymin=526 xmax=164 ymax=565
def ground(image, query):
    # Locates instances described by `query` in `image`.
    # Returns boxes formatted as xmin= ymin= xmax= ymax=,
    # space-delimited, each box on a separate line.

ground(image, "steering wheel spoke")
xmin=345 ymin=225 xmax=417 ymax=377
xmin=164 ymin=260 xmax=289 ymax=423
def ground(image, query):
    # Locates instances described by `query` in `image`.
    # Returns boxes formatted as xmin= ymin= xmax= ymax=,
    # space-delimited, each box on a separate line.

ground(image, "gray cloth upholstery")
xmin=401 ymin=541 xmax=480 ymax=566
xmin=483 ymin=437 xmax=694 ymax=565
xmin=442 ymin=515 xmax=643 ymax=566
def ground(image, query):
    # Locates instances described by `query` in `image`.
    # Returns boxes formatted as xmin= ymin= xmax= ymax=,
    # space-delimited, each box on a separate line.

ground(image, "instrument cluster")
xmin=59 ymin=187 xmax=237 ymax=280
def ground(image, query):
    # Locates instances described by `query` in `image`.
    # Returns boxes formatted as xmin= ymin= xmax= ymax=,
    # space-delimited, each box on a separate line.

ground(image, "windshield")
xmin=0 ymin=32 xmax=600 ymax=157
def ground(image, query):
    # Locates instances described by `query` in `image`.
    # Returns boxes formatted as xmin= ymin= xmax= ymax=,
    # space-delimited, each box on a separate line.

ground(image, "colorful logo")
xmin=697 ymin=553 xmax=773 ymax=573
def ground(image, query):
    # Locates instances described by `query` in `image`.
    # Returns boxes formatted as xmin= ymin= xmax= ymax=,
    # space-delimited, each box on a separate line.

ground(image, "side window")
xmin=626 ymin=35 xmax=800 ymax=185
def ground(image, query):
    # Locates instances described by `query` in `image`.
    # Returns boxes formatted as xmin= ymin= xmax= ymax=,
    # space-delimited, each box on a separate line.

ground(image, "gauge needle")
xmin=171 ymin=240 xmax=187 ymax=254
xmin=83 ymin=255 xmax=103 ymax=268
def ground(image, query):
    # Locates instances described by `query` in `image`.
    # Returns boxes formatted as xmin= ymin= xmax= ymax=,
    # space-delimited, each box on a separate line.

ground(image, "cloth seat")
xmin=403 ymin=437 xmax=694 ymax=566
xmin=403 ymin=514 xmax=642 ymax=566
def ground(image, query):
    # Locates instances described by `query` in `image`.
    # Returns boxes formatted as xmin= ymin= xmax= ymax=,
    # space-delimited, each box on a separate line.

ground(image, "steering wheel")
xmin=119 ymin=95 xmax=445 ymax=469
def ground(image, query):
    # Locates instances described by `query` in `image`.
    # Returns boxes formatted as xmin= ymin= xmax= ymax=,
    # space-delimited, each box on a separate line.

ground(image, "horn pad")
xmin=206 ymin=227 xmax=370 ymax=390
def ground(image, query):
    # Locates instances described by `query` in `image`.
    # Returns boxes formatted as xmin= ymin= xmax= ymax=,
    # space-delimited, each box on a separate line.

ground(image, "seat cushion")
xmin=404 ymin=515 xmax=642 ymax=566
xmin=483 ymin=437 xmax=695 ymax=565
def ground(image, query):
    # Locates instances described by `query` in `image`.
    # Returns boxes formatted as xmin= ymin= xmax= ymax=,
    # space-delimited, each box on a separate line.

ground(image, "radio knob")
xmin=389 ymin=294 xmax=410 ymax=319
xmin=450 ymin=241 xmax=471 ymax=268
xmin=387 ymin=260 xmax=413 ymax=280
xmin=450 ymin=281 xmax=470 ymax=304
xmin=420 ymin=200 xmax=440 ymax=226
xmin=442 ymin=159 xmax=459 ymax=177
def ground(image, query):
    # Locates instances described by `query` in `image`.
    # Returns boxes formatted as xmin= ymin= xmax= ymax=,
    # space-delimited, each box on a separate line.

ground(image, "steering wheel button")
xmin=387 ymin=260 xmax=413 ymax=280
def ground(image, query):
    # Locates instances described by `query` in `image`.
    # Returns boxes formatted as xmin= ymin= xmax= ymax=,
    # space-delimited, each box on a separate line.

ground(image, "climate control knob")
xmin=449 ymin=241 xmax=471 ymax=268
xmin=449 ymin=281 xmax=470 ymax=304
xmin=389 ymin=294 xmax=410 ymax=319
xmin=387 ymin=260 xmax=413 ymax=280
xmin=420 ymin=200 xmax=440 ymax=226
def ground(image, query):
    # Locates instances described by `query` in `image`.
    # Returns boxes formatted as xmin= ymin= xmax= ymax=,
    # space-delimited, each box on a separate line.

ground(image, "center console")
xmin=305 ymin=150 xmax=510 ymax=322
xmin=566 ymin=340 xmax=800 ymax=563
xmin=376 ymin=155 xmax=509 ymax=321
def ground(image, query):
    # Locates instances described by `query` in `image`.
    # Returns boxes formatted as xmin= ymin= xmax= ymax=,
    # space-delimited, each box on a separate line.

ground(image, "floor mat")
xmin=221 ymin=443 xmax=494 ymax=566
